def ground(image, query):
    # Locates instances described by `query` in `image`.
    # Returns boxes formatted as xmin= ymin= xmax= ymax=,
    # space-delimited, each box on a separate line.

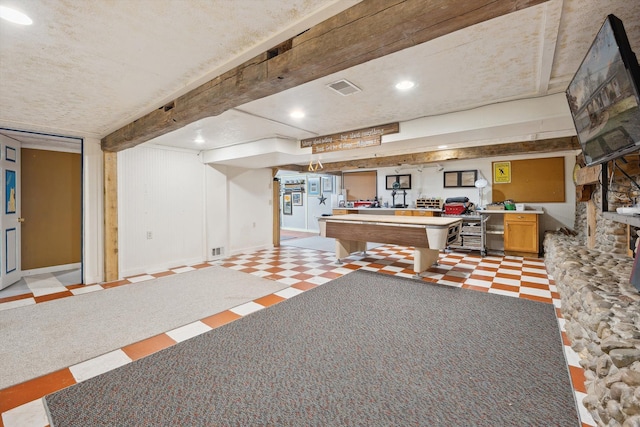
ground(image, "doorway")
xmin=0 ymin=128 xmax=83 ymax=297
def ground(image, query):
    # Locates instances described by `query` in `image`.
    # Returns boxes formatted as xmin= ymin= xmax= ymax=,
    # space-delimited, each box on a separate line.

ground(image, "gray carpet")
xmin=45 ymin=270 xmax=578 ymax=426
xmin=0 ymin=266 xmax=287 ymax=389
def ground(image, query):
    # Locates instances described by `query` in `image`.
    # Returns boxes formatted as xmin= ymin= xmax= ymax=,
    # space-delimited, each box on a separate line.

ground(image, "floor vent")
xmin=211 ymin=247 xmax=224 ymax=258
xmin=327 ymin=79 xmax=362 ymax=96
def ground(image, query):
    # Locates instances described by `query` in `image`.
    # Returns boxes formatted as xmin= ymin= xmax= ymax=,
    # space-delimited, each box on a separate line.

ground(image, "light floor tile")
xmin=520 ymin=275 xmax=550 ymax=285
xmin=557 ymin=317 xmax=566 ymax=331
xmin=251 ymin=270 xmax=272 ymax=277
xmin=306 ymin=276 xmax=334 ymax=285
xmin=2 ymin=398 xmax=48 ymax=427
xmin=166 ymin=321 xmax=213 ymax=342
xmin=277 ymin=263 xmax=300 ymax=270
xmin=522 ymin=266 xmax=548 ymax=275
xmin=464 ymin=278 xmax=492 ymax=288
xmin=25 ymin=275 xmax=67 ymax=297
xmin=380 ymin=265 xmax=406 ymax=273
xmin=519 ymin=286 xmax=552 ymax=298
xmin=447 ymin=270 xmax=471 ymax=278
xmin=127 ymin=274 xmax=155 ymax=283
xmin=70 ymin=350 xmax=132 ymax=382
xmin=273 ymin=270 xmax=301 ymax=278
xmin=274 ymin=277 xmax=303 ymax=286
xmin=230 ymin=301 xmax=266 ymax=316
xmin=564 ymin=345 xmax=582 ymax=368
xmin=275 ymin=287 xmax=304 ymax=299
xmin=0 ymin=298 xmax=36 ymax=311
xmin=575 ymin=391 xmax=596 ymax=425
xmin=493 ymin=276 xmax=521 ymax=287
xmin=436 ymin=280 xmax=463 ymax=287
xmin=172 ymin=266 xmax=196 ymax=274
xmin=70 ymin=284 xmax=103 ymax=295
xmin=496 ymin=268 xmax=522 ymax=276
xmin=500 ymin=260 xmax=523 ymax=267
xmin=471 ymin=269 xmax=497 ymax=277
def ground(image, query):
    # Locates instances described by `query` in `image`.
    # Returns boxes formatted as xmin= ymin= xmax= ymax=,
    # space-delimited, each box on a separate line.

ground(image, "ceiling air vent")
xmin=327 ymin=79 xmax=362 ymax=96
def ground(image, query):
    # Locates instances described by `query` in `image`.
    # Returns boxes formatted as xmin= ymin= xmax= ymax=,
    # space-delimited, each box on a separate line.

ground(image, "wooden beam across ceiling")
xmin=291 ymin=137 xmax=581 ymax=173
xmin=101 ymin=0 xmax=549 ymax=152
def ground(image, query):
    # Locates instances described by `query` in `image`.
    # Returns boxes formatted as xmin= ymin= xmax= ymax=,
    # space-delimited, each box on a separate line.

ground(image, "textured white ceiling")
xmin=1 ymin=0 xmax=639 ymax=168
xmin=0 ymin=0 xmax=358 ymax=137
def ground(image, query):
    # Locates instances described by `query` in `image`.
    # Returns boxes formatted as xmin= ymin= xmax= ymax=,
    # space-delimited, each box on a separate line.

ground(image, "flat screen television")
xmin=566 ymin=14 xmax=640 ymax=167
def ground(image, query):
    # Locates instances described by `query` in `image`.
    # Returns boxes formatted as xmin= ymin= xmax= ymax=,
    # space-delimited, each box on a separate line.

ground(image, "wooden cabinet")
xmin=412 ymin=210 xmax=438 ymax=217
xmin=394 ymin=210 xmax=413 ymax=216
xmin=332 ymin=209 xmax=352 ymax=215
xmin=504 ymin=213 xmax=539 ymax=255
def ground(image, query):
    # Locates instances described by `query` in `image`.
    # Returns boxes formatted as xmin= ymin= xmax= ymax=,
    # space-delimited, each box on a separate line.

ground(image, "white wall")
xmin=371 ymin=151 xmax=578 ymax=245
xmin=277 ymin=173 xmax=334 ymax=232
xmin=82 ymin=138 xmax=103 ymax=284
xmin=118 ymin=145 xmax=206 ymax=277
xmin=226 ymin=167 xmax=273 ymax=254
xmin=205 ymin=164 xmax=229 ymax=259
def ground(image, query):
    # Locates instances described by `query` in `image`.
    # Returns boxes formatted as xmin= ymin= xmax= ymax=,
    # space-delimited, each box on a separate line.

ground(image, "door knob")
xmin=17 ymin=217 xmax=25 ymax=223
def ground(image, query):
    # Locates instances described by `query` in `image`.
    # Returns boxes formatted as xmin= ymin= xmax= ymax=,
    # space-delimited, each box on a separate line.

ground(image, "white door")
xmin=0 ymin=134 xmax=21 ymax=289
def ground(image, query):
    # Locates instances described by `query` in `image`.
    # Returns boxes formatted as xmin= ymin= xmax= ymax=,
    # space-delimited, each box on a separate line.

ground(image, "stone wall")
xmin=548 ymin=160 xmax=640 ymax=426
xmin=545 ymin=233 xmax=639 ymax=426
xmin=573 ymin=181 xmax=632 ymax=255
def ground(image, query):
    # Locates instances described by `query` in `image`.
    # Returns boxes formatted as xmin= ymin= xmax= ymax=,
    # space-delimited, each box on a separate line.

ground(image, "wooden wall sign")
xmin=301 ymin=123 xmax=399 ymax=154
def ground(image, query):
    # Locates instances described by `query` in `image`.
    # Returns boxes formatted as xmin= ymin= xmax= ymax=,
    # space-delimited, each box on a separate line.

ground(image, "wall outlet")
xmin=146 ymin=231 xmax=152 ymax=239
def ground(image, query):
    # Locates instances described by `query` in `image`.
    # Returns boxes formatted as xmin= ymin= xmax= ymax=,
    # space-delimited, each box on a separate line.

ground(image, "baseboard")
xmin=22 ymin=263 xmax=81 ymax=276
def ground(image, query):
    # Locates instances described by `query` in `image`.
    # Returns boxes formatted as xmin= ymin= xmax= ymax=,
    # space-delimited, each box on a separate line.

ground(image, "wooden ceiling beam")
xmin=101 ymin=0 xmax=549 ymax=152
xmin=308 ymin=137 xmax=580 ymax=172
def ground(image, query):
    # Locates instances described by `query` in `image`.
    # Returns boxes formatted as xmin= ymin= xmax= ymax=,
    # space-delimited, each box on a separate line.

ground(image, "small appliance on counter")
xmin=443 ymin=197 xmax=471 ymax=215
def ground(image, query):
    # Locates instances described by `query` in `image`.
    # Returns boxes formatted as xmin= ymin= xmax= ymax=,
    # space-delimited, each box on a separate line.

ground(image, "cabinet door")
xmin=395 ymin=210 xmax=413 ymax=216
xmin=504 ymin=221 xmax=538 ymax=253
xmin=413 ymin=210 xmax=434 ymax=217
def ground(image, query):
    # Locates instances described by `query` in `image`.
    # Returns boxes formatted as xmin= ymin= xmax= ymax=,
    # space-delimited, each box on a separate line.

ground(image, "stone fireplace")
xmin=544 ymin=158 xmax=640 ymax=426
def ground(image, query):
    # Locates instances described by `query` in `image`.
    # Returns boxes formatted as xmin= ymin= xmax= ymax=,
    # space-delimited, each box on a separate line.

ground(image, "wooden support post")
xmin=272 ymin=168 xmax=280 ymax=247
xmin=104 ymin=151 xmax=119 ymax=281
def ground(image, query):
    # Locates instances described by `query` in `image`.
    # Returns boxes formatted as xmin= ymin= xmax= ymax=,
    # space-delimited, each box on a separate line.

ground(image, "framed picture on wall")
xmin=283 ymin=193 xmax=292 ymax=215
xmin=322 ymin=176 xmax=333 ymax=193
xmin=308 ymin=177 xmax=320 ymax=196
xmin=292 ymin=192 xmax=302 ymax=206
xmin=398 ymin=174 xmax=411 ymax=189
xmin=385 ymin=174 xmax=412 ymax=190
xmin=5 ymin=169 xmax=16 ymax=214
xmin=444 ymin=170 xmax=477 ymax=188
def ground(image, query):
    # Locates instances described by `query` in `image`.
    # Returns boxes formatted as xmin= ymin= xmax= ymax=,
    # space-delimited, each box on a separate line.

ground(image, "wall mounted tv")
xmin=566 ymin=14 xmax=640 ymax=167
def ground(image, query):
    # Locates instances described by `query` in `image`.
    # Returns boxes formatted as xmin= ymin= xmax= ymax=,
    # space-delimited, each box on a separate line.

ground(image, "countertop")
xmin=333 ymin=207 xmax=544 ymax=214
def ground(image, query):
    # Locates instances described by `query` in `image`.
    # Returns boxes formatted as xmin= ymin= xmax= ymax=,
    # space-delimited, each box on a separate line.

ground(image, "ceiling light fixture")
xmin=194 ymin=136 xmax=205 ymax=144
xmin=437 ymin=145 xmax=448 ymax=149
xmin=395 ymin=80 xmax=415 ymax=90
xmin=0 ymin=6 xmax=33 ymax=25
xmin=290 ymin=110 xmax=305 ymax=119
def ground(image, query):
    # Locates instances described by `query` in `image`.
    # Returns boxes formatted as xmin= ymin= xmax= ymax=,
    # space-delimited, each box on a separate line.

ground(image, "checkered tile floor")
xmin=0 ymin=244 xmax=594 ymax=427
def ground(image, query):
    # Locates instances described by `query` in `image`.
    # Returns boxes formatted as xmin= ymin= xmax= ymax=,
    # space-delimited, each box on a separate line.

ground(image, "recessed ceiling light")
xmin=194 ymin=136 xmax=205 ymax=144
xmin=0 ymin=6 xmax=33 ymax=25
xmin=290 ymin=110 xmax=305 ymax=119
xmin=438 ymin=145 xmax=448 ymax=149
xmin=395 ymin=80 xmax=415 ymax=90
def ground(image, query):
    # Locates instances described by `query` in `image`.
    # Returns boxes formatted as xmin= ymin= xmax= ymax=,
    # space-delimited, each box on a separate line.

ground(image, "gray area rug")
xmin=45 ymin=270 xmax=578 ymax=426
xmin=282 ymin=235 xmax=382 ymax=252
xmin=0 ymin=266 xmax=287 ymax=389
